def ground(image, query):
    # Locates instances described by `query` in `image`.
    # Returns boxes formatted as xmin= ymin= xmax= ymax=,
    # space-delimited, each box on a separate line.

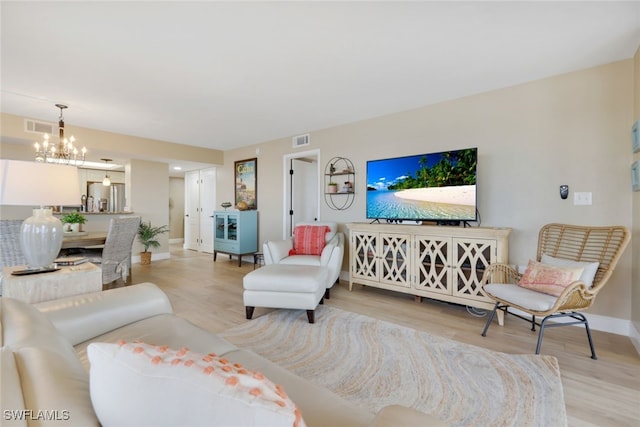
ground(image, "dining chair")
xmin=0 ymin=219 xmax=27 ymax=295
xmin=84 ymin=216 xmax=141 ymax=285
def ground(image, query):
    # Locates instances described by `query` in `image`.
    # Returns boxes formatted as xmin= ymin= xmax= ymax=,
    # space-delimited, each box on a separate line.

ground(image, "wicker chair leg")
xmin=481 ymin=302 xmax=500 ymax=337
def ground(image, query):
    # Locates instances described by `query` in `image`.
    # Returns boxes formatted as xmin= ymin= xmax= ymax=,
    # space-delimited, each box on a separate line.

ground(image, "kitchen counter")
xmin=55 ymin=211 xmax=135 ymax=215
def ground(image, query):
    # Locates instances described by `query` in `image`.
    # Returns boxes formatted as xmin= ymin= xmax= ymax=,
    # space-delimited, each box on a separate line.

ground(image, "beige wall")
xmin=220 ymin=59 xmax=635 ymax=324
xmin=632 ymin=47 xmax=640 ymax=340
xmin=169 ymin=177 xmax=185 ymax=240
xmin=128 ymin=159 xmax=170 ymax=255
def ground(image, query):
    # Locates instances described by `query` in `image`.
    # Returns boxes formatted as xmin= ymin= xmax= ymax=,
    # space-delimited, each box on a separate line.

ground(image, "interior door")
xmin=199 ymin=167 xmax=216 ymax=253
xmin=184 ymin=170 xmax=200 ymax=250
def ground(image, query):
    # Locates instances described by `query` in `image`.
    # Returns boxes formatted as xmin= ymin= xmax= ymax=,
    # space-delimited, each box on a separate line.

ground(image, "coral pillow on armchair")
xmin=290 ymin=225 xmax=330 ymax=256
xmin=517 ymin=259 xmax=584 ymax=297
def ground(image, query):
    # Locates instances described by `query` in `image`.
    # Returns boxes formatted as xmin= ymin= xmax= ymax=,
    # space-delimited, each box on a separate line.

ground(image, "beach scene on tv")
xmin=366 ymin=148 xmax=477 ymax=221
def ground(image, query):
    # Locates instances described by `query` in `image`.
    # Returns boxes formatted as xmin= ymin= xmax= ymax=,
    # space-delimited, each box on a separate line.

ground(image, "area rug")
xmin=220 ymin=306 xmax=567 ymax=427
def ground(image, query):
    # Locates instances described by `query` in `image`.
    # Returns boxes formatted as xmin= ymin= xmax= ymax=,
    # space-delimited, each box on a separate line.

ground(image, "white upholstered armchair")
xmin=263 ymin=222 xmax=344 ymax=298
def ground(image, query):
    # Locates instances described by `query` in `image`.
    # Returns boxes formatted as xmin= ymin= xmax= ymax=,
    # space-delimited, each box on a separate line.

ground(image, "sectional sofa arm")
xmin=35 ymin=282 xmax=173 ymax=346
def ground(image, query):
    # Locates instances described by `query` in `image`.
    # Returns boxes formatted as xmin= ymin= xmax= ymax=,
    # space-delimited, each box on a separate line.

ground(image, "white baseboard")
xmin=132 ymin=252 xmax=170 ymax=264
xmin=505 ymin=307 xmax=632 ymax=336
xmin=630 ymin=322 xmax=640 ymax=355
xmin=338 ymin=272 xmax=636 ymax=341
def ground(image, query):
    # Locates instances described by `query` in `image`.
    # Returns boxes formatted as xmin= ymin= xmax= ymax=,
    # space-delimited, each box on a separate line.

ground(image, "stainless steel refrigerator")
xmin=86 ymin=182 xmax=126 ymax=212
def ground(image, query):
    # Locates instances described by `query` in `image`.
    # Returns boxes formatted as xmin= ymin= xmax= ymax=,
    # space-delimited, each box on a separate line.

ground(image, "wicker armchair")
xmin=480 ymin=223 xmax=630 ymax=359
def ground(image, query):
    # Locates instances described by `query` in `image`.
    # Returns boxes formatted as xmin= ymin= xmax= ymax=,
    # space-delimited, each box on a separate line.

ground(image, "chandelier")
xmin=34 ymin=104 xmax=86 ymax=166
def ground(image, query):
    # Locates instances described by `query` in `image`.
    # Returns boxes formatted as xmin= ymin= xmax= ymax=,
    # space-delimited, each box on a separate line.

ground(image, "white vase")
xmin=20 ymin=208 xmax=64 ymax=269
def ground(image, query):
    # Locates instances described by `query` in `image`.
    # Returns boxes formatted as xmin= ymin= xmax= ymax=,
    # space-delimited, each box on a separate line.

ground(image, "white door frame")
xmin=282 ymin=149 xmax=321 ymax=240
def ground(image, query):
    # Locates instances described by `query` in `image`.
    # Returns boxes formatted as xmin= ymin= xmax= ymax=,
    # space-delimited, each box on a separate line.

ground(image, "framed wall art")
xmin=632 ymin=160 xmax=640 ymax=192
xmin=633 ymin=119 xmax=640 ymax=153
xmin=235 ymin=158 xmax=257 ymax=209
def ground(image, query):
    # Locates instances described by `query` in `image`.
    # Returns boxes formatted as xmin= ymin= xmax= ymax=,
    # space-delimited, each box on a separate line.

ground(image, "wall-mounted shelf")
xmin=324 ymin=157 xmax=355 ymax=210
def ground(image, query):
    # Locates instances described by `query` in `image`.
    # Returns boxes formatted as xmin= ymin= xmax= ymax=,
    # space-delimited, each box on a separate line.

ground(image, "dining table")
xmin=61 ymin=232 xmax=108 ymax=249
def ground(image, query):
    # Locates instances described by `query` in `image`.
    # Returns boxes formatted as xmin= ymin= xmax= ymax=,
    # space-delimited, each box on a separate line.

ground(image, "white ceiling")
xmin=2 ymin=1 xmax=639 ymax=154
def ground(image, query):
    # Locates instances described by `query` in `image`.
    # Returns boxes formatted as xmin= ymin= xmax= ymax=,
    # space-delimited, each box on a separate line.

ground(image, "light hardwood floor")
xmin=125 ymin=244 xmax=640 ymax=427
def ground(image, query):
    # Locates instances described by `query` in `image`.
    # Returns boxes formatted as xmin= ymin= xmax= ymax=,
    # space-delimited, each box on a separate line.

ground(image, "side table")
xmin=1 ymin=263 xmax=102 ymax=304
xmin=253 ymin=252 xmax=264 ymax=270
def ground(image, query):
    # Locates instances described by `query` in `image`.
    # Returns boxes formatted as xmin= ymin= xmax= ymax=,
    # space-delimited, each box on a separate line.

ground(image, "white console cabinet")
xmin=348 ymin=223 xmax=511 ymax=322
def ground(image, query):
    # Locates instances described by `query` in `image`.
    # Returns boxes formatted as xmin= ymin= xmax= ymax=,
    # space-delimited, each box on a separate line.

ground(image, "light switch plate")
xmin=574 ymin=192 xmax=592 ymax=205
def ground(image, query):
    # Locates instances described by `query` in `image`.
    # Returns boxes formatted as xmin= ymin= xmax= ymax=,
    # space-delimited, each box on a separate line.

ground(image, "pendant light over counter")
xmin=102 ymin=158 xmax=112 ymax=186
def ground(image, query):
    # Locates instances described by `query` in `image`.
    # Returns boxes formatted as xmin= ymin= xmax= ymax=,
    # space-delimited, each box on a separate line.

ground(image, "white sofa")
xmin=1 ymin=283 xmax=446 ymax=427
xmin=263 ymin=222 xmax=344 ymax=298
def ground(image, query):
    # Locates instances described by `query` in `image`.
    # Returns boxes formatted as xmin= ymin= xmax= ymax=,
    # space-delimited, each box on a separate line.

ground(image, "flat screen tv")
xmin=366 ymin=147 xmax=477 ymax=224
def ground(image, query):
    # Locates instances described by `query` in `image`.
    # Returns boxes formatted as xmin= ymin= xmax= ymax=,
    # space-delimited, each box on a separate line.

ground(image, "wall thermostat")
xmin=559 ymin=185 xmax=569 ymax=199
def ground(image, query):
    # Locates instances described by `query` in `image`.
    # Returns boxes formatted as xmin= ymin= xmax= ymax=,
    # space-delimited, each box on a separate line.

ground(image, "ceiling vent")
xmin=292 ymin=134 xmax=310 ymax=148
xmin=24 ymin=119 xmax=56 ymax=135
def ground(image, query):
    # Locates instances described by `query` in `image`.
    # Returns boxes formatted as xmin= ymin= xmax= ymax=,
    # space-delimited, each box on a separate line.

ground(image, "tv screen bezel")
xmin=365 ymin=147 xmax=478 ymax=223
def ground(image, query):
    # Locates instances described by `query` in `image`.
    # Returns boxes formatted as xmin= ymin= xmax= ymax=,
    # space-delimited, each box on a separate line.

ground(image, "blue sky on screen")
xmin=367 ymin=153 xmax=444 ymax=189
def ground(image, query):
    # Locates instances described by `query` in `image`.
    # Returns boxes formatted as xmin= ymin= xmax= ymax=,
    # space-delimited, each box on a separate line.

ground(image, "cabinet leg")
xmin=213 ymin=251 xmax=217 ymax=261
xmin=414 ymin=295 xmax=423 ymax=303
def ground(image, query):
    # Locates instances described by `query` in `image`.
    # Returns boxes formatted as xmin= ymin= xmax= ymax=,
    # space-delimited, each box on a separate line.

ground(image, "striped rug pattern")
xmin=220 ymin=306 xmax=567 ymax=427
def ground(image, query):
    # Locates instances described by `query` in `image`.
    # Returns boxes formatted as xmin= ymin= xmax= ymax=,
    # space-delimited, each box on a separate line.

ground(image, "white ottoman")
xmin=243 ymin=264 xmax=329 ymax=323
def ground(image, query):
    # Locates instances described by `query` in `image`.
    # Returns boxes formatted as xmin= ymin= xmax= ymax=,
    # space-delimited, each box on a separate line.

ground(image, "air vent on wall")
xmin=292 ymin=133 xmax=310 ymax=148
xmin=24 ymin=119 xmax=55 ymax=135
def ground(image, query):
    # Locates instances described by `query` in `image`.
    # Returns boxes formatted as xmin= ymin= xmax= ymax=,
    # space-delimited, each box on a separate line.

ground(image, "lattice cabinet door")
xmin=413 ymin=235 xmax=452 ymax=295
xmin=452 ymin=238 xmax=496 ymax=301
xmin=379 ymin=233 xmax=411 ymax=288
xmin=351 ymin=231 xmax=379 ymax=283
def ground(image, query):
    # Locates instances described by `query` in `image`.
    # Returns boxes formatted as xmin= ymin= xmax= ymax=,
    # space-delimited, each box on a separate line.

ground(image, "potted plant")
xmin=137 ymin=221 xmax=169 ymax=265
xmin=327 ymin=182 xmax=338 ymax=193
xmin=61 ymin=211 xmax=87 ymax=233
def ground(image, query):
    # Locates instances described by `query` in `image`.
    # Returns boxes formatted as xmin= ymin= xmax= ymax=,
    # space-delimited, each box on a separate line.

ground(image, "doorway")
xmin=283 ymin=149 xmax=320 ymax=239
xmin=184 ymin=167 xmax=216 ymax=252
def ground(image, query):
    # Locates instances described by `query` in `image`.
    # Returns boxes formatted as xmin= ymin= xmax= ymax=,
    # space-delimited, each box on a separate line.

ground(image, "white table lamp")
xmin=0 ymin=159 xmax=81 ymax=271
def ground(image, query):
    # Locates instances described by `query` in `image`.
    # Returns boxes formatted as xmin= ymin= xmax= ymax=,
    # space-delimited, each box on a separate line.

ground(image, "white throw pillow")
xmin=541 ymin=254 xmax=600 ymax=288
xmin=87 ymin=341 xmax=306 ymax=427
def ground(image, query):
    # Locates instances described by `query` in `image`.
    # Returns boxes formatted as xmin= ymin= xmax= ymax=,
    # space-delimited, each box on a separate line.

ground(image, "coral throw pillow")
xmin=87 ymin=341 xmax=306 ymax=427
xmin=291 ymin=225 xmax=330 ymax=256
xmin=517 ymin=259 xmax=584 ymax=297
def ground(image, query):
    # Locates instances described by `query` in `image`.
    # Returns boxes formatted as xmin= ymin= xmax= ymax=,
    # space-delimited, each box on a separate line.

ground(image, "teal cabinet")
xmin=213 ymin=210 xmax=258 ymax=266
